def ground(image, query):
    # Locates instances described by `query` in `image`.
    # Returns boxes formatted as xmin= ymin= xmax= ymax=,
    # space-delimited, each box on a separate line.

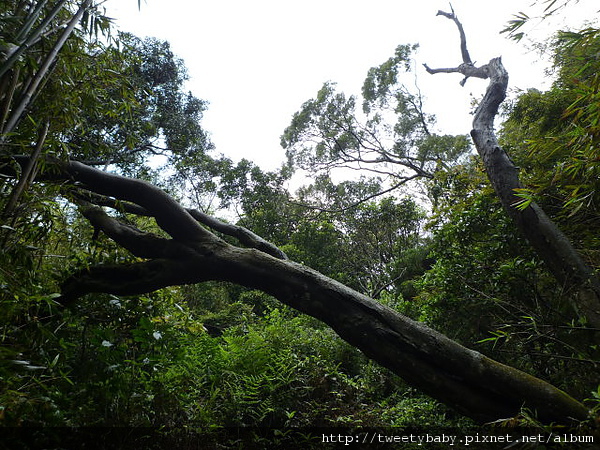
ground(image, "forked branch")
xmin=0 ymin=153 xmax=591 ymax=424
xmin=423 ymin=9 xmax=490 ymax=86
xmin=424 ymin=8 xmax=600 ymax=328
xmin=70 ymin=188 xmax=287 ymax=260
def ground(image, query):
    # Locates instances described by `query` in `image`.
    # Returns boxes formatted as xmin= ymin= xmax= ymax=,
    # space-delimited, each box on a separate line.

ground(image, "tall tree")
xmin=0 ymin=2 xmax=596 ymax=426
xmin=281 ymin=44 xmax=470 ymax=205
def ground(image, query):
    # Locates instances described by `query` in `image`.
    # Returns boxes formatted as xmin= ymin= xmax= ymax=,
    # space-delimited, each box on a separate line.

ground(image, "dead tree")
xmin=423 ymin=8 xmax=490 ymax=86
xmin=424 ymin=8 xmax=600 ymax=329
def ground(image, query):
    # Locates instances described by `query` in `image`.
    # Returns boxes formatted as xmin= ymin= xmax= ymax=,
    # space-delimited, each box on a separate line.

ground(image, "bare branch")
xmin=423 ymin=62 xmax=490 ymax=87
xmin=424 ymin=6 xmax=600 ymax=327
xmin=76 ymin=201 xmax=175 ymax=259
xmin=68 ymin=160 xmax=214 ymax=243
xmin=436 ymin=9 xmax=472 ymax=64
xmin=186 ymin=209 xmax=287 ymax=260
xmin=59 ymin=259 xmax=198 ymax=304
xmin=370 ymin=267 xmax=407 ymax=299
xmin=70 ymin=188 xmax=287 ymax=260
xmin=424 ymin=9 xmax=490 ymax=86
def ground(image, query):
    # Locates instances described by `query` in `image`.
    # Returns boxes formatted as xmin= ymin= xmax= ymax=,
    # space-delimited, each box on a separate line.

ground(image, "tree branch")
xmin=70 ymin=189 xmax=287 ymax=260
xmin=424 ymin=8 xmax=600 ymax=328
xmin=436 ymin=8 xmax=472 ymax=64
xmin=63 ymin=159 xmax=215 ymax=243
xmin=1 ymin=153 xmax=591 ymax=424
xmin=76 ymin=201 xmax=175 ymax=259
xmin=185 ymin=208 xmax=288 ymax=260
xmin=289 ymin=174 xmax=433 ymax=214
xmin=59 ymin=259 xmax=200 ymax=303
xmin=423 ymin=9 xmax=490 ymax=86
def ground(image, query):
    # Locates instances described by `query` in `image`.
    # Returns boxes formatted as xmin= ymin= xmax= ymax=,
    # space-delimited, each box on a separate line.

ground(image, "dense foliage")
xmin=1 ymin=0 xmax=599 ymax=446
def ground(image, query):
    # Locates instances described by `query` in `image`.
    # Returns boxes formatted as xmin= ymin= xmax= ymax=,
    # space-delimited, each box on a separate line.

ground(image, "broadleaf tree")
xmin=281 ymin=44 xmax=471 ymax=203
xmin=0 ymin=0 xmax=598 ymax=428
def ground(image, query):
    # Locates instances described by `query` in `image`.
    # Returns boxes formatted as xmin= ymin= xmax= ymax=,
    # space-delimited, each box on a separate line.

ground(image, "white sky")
xmin=102 ymin=0 xmax=598 ymax=171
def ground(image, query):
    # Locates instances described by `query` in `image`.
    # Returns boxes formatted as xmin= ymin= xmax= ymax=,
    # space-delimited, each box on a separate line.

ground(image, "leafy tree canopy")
xmin=281 ymin=44 xmax=471 ymax=206
xmin=0 ymin=1 xmax=599 ymax=440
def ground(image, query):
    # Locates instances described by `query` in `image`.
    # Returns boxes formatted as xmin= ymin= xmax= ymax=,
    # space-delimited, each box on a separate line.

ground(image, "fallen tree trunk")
xmin=0 ymin=5 xmax=594 ymax=425
xmin=2 ymin=156 xmax=590 ymax=425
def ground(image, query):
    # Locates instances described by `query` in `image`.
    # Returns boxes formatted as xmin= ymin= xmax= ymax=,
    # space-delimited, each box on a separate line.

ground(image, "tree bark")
xmin=470 ymin=58 xmax=600 ymax=328
xmin=3 ymin=156 xmax=590 ymax=425
xmin=425 ymin=10 xmax=600 ymax=329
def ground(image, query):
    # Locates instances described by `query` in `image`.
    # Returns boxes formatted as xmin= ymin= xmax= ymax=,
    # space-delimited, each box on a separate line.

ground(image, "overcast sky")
xmin=102 ymin=0 xmax=598 ymax=171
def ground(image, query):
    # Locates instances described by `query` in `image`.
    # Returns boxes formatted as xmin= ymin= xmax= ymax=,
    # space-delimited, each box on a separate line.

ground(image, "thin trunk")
xmin=0 ymin=66 xmax=20 ymax=133
xmin=2 ymin=120 xmax=49 ymax=219
xmin=0 ymin=0 xmax=68 ymax=78
xmin=3 ymin=0 xmax=92 ymax=136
